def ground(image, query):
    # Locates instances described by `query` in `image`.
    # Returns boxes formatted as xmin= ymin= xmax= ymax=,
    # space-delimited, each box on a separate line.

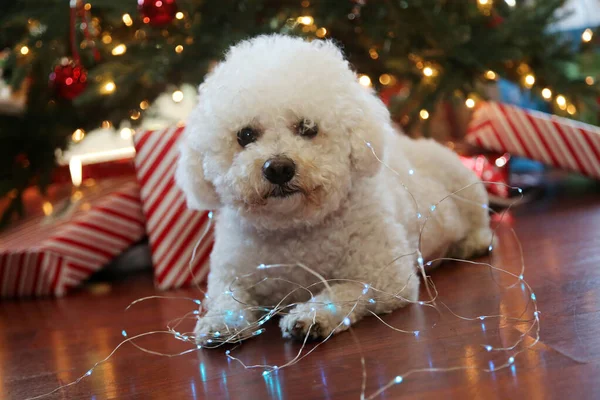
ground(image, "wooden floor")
xmin=2 ymin=177 xmax=600 ymax=400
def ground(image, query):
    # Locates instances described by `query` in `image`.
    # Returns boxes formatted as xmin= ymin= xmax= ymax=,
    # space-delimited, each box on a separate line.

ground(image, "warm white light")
xmin=556 ymin=95 xmax=567 ymax=107
xmin=495 ymin=156 xmax=507 ymax=168
xmin=122 ymin=14 xmax=133 ymax=26
xmin=567 ymin=104 xmax=576 ymax=115
xmin=585 ymin=76 xmax=595 ymax=86
xmin=582 ymin=28 xmax=593 ymax=43
xmin=20 ymin=46 xmax=29 ymax=55
xmin=420 ymin=109 xmax=430 ymax=120
xmin=541 ymin=88 xmax=552 ymax=100
xmin=130 ymin=110 xmax=140 ymax=120
xmin=358 ymin=75 xmax=372 ymax=87
xmin=423 ymin=67 xmax=434 ymax=77
xmin=72 ymin=128 xmax=85 ymax=142
xmin=120 ymin=127 xmax=134 ymax=139
xmin=112 ymin=44 xmax=127 ymax=56
xmin=478 ymin=0 xmax=490 ymax=4
xmin=175 ymin=12 xmax=184 ymax=20
xmin=175 ymin=45 xmax=184 ymax=53
xmin=379 ymin=74 xmax=392 ymax=85
xmin=102 ymin=81 xmax=116 ymax=94
xmin=172 ymin=90 xmax=184 ymax=102
xmin=524 ymin=74 xmax=535 ymax=88
xmin=504 ymin=0 xmax=516 ymax=6
xmin=42 ymin=201 xmax=53 ymax=216
xmin=465 ymin=98 xmax=476 ymax=109
xmin=297 ymin=16 xmax=314 ymax=25
xmin=485 ymin=70 xmax=497 ymax=80
xmin=316 ymin=27 xmax=327 ymax=38
xmin=69 ymin=156 xmax=83 ymax=187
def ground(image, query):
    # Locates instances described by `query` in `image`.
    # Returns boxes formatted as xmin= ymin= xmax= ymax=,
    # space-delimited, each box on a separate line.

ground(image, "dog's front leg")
xmin=278 ymin=275 xmax=417 ymax=341
xmin=194 ymin=271 xmax=258 ymax=346
xmin=279 ymin=227 xmax=419 ymax=341
xmin=279 ymin=267 xmax=419 ymax=340
xmin=278 ymin=281 xmax=369 ymax=340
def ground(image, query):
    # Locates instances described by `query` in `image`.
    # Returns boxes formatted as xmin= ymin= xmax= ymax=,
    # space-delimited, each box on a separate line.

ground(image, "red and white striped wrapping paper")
xmin=466 ymin=102 xmax=600 ymax=179
xmin=133 ymin=126 xmax=214 ymax=290
xmin=0 ymin=179 xmax=145 ymax=298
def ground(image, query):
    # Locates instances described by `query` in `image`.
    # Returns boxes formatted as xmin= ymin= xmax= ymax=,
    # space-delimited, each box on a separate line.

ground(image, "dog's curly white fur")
xmin=176 ymin=35 xmax=492 ymax=343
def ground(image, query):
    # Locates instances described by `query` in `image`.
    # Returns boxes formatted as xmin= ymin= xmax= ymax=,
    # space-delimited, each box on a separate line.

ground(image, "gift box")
xmin=0 ymin=179 xmax=145 ymax=298
xmin=52 ymin=157 xmax=136 ymax=184
xmin=467 ymin=102 xmax=600 ymax=179
xmin=53 ymin=130 xmax=137 ymax=184
xmin=133 ymin=126 xmax=213 ymax=290
xmin=458 ymin=153 xmax=510 ymax=199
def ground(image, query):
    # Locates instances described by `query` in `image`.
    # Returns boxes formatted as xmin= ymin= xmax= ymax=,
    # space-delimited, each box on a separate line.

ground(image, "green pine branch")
xmin=0 ymin=0 xmax=598 ymax=226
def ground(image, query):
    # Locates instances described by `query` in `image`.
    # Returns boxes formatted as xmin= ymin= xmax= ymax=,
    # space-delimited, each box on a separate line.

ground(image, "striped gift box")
xmin=0 ymin=179 xmax=145 ymax=298
xmin=133 ymin=126 xmax=213 ymax=290
xmin=467 ymin=102 xmax=600 ymax=179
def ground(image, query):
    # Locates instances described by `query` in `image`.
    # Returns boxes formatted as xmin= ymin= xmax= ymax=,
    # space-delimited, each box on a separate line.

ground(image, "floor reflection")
xmin=190 ymin=380 xmax=197 ymax=400
xmin=317 ymin=361 xmax=332 ymax=400
xmin=263 ymin=369 xmax=283 ymax=400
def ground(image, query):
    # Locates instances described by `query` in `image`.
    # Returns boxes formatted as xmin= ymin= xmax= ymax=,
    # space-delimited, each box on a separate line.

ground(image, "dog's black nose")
xmin=262 ymin=157 xmax=296 ymax=185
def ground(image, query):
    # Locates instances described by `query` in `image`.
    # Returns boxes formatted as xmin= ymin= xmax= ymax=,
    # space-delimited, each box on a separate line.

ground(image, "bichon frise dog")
xmin=176 ymin=35 xmax=492 ymax=343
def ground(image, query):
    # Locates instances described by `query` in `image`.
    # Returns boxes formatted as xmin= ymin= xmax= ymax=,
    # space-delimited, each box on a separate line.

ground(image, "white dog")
xmin=176 ymin=35 xmax=492 ymax=342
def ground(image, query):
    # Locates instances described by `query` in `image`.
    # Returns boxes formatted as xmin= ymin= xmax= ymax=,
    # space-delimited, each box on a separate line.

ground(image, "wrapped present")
xmin=0 ymin=179 xmax=145 ymax=298
xmin=467 ymin=102 xmax=600 ymax=179
xmin=52 ymin=157 xmax=136 ymax=184
xmin=133 ymin=126 xmax=213 ymax=290
xmin=53 ymin=129 xmax=137 ymax=184
xmin=458 ymin=153 xmax=510 ymax=199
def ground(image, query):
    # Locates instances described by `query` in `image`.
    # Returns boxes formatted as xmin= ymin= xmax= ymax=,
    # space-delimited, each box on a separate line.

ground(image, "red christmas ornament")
xmin=138 ymin=0 xmax=177 ymax=27
xmin=49 ymin=60 xmax=88 ymax=100
xmin=487 ymin=11 xmax=504 ymax=29
xmin=379 ymin=82 xmax=411 ymax=107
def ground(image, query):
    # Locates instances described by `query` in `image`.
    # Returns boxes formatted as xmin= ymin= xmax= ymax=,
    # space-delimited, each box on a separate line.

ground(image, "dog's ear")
xmin=175 ymin=139 xmax=221 ymax=211
xmin=349 ymin=87 xmax=389 ymax=178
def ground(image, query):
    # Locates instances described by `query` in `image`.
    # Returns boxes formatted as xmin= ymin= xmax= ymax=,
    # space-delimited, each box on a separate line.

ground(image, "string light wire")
xmin=27 ymin=140 xmax=540 ymax=400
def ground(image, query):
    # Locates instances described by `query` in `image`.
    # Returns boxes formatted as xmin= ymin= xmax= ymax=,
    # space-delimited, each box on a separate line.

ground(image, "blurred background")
xmin=1 ymin=5 xmax=599 ymax=398
xmin=0 ymin=0 xmax=599 ymax=225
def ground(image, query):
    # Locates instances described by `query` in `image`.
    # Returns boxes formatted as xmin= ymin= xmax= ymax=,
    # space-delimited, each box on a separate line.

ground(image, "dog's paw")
xmin=450 ymin=227 xmax=493 ymax=260
xmin=194 ymin=309 xmax=255 ymax=346
xmin=194 ymin=316 xmax=230 ymax=346
xmin=279 ymin=304 xmax=348 ymax=341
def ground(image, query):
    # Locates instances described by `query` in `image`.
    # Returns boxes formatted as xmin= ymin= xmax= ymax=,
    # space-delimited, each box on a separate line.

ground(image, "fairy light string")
xmin=26 ymin=140 xmax=540 ymax=400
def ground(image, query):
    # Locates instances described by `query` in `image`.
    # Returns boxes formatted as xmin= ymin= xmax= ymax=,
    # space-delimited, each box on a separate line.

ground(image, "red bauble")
xmin=49 ymin=60 xmax=88 ymax=100
xmin=379 ymin=83 xmax=409 ymax=106
xmin=487 ymin=12 xmax=504 ymax=29
xmin=138 ymin=0 xmax=177 ymax=27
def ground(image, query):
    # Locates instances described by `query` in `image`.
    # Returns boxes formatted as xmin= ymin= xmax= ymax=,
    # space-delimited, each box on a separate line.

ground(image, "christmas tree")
xmin=0 ymin=0 xmax=598 ymax=224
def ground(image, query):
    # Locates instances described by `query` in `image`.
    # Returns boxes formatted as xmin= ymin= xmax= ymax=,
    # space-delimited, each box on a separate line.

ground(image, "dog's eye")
xmin=237 ymin=127 xmax=259 ymax=147
xmin=296 ymin=119 xmax=318 ymax=138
